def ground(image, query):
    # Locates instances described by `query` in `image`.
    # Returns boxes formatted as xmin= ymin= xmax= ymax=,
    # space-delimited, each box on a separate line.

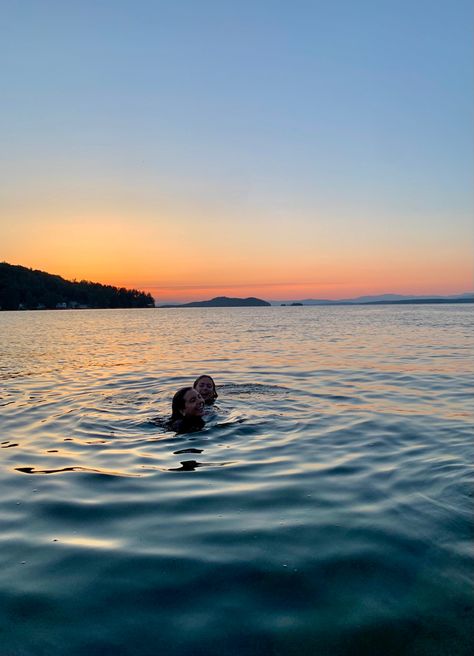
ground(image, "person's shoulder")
xmin=169 ymin=418 xmax=184 ymax=432
xmin=168 ymin=416 xmax=205 ymax=434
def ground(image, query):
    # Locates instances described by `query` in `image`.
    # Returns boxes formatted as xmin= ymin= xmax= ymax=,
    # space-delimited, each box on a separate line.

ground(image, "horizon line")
xmin=153 ymin=291 xmax=474 ymax=304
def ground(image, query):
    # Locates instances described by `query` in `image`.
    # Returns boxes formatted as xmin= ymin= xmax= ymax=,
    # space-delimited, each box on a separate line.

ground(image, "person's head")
xmin=171 ymin=386 xmax=204 ymax=420
xmin=193 ymin=375 xmax=218 ymax=405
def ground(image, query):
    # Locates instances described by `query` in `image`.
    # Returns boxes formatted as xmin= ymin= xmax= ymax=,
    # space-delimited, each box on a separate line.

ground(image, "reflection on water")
xmin=14 ymin=465 xmax=141 ymax=476
xmin=174 ymin=448 xmax=203 ymax=454
xmin=167 ymin=459 xmax=234 ymax=472
xmin=52 ymin=535 xmax=122 ymax=550
xmin=0 ymin=306 xmax=473 ymax=656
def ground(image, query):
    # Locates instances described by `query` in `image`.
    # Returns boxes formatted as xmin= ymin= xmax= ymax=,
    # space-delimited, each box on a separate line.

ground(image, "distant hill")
xmin=0 ymin=263 xmax=155 ymax=310
xmin=159 ymin=296 xmax=271 ymax=308
xmin=274 ymin=293 xmax=474 ymax=306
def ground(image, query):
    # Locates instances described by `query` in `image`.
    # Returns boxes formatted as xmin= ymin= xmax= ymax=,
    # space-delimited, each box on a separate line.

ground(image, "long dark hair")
xmin=168 ymin=386 xmax=204 ymax=433
xmin=170 ymin=386 xmax=194 ymax=423
xmin=193 ymin=375 xmax=218 ymax=403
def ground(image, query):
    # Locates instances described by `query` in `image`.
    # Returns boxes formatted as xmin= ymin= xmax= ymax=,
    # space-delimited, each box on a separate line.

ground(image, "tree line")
xmin=0 ymin=263 xmax=155 ymax=310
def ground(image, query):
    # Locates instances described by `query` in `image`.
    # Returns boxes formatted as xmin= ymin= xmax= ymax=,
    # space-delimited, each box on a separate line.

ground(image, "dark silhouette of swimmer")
xmin=168 ymin=387 xmax=205 ymax=434
xmin=193 ymin=375 xmax=218 ymax=405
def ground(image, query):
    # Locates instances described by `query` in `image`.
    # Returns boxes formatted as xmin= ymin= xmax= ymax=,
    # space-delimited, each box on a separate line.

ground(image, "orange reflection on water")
xmin=52 ymin=535 xmax=123 ymax=550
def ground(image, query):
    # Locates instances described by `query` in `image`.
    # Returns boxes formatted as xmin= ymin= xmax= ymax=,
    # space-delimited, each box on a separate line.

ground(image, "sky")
xmin=1 ymin=0 xmax=473 ymax=302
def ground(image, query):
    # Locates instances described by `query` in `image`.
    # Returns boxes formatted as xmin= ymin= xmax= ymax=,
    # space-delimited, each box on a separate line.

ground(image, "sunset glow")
xmin=2 ymin=1 xmax=472 ymax=303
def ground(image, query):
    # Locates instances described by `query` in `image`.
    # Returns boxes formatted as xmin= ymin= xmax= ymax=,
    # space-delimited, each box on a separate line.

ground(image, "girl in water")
xmin=193 ymin=375 xmax=218 ymax=406
xmin=168 ymin=387 xmax=205 ymax=433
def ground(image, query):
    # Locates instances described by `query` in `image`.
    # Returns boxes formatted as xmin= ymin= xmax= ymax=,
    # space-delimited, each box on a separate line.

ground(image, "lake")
xmin=1 ymin=305 xmax=473 ymax=656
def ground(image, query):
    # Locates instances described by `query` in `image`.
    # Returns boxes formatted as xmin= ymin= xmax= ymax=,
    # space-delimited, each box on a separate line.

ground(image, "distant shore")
xmin=289 ymin=298 xmax=474 ymax=307
xmin=159 ymin=297 xmax=473 ymax=308
xmin=2 ymin=263 xmax=472 ymax=311
xmin=0 ymin=263 xmax=155 ymax=311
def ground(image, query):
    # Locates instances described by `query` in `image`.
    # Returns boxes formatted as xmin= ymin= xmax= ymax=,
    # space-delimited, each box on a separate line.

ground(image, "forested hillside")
xmin=0 ymin=263 xmax=155 ymax=310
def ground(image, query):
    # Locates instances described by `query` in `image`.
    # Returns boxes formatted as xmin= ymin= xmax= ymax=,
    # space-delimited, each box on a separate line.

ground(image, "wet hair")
xmin=193 ymin=375 xmax=218 ymax=404
xmin=170 ymin=386 xmax=194 ymax=423
xmin=168 ymin=386 xmax=204 ymax=433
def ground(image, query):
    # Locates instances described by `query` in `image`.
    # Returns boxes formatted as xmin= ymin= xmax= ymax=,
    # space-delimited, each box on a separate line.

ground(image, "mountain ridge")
xmin=159 ymin=296 xmax=271 ymax=308
xmin=273 ymin=292 xmax=474 ymax=306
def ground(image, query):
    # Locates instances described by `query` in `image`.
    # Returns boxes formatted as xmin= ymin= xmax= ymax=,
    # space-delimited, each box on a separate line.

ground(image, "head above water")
xmin=171 ymin=386 xmax=205 ymax=420
xmin=193 ymin=375 xmax=218 ymax=405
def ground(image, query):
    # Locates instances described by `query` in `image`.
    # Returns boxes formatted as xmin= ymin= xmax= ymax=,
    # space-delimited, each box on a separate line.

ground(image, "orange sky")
xmin=2 ymin=2 xmax=472 ymax=304
xmin=3 ymin=209 xmax=472 ymax=302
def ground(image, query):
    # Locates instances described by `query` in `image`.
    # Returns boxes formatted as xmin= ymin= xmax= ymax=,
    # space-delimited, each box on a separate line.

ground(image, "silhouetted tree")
xmin=0 ymin=263 xmax=155 ymax=310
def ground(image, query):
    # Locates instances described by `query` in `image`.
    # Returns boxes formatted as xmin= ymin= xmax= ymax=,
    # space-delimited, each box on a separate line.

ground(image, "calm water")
xmin=1 ymin=306 xmax=473 ymax=656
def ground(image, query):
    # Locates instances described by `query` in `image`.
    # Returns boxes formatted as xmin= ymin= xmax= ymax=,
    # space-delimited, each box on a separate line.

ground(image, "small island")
xmin=0 ymin=263 xmax=155 ymax=310
xmin=159 ymin=296 xmax=271 ymax=308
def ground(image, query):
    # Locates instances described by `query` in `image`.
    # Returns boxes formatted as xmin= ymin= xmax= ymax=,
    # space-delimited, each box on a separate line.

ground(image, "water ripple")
xmin=0 ymin=306 xmax=472 ymax=656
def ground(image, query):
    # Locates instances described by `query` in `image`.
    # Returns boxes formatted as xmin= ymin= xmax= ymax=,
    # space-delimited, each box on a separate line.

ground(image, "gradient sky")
xmin=2 ymin=0 xmax=473 ymax=302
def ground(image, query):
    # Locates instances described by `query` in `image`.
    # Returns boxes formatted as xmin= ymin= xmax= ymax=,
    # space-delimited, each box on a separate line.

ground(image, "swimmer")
xmin=193 ymin=375 xmax=218 ymax=406
xmin=168 ymin=387 xmax=205 ymax=434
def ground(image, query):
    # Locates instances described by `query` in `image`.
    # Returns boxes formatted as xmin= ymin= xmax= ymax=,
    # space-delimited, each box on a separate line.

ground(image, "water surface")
xmin=1 ymin=306 xmax=473 ymax=655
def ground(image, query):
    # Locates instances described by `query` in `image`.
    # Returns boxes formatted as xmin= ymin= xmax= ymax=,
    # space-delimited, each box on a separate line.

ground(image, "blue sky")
xmin=2 ymin=0 xmax=473 ymax=301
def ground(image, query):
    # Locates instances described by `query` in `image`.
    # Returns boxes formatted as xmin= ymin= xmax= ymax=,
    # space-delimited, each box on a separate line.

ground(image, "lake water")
xmin=1 ymin=306 xmax=473 ymax=656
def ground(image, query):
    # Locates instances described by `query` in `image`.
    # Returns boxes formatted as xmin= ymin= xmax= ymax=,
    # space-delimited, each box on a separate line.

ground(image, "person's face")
xmin=182 ymin=389 xmax=204 ymax=417
xmin=195 ymin=377 xmax=214 ymax=401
